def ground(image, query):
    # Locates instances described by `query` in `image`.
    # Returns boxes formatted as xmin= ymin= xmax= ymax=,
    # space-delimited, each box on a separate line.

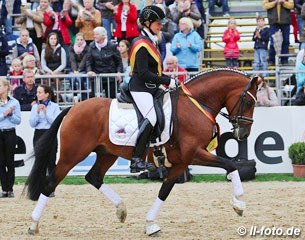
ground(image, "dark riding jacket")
xmin=129 ymin=35 xmax=170 ymax=95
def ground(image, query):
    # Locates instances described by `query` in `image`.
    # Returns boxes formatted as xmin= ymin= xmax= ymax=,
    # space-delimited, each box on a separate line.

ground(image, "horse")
xmin=25 ymin=68 xmax=258 ymax=236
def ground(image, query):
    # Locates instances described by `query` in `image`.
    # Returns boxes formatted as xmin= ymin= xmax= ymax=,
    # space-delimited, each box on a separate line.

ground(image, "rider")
xmin=129 ymin=5 xmax=177 ymax=173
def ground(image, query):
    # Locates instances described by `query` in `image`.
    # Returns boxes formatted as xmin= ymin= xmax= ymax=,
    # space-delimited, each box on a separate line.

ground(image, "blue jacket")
xmin=170 ymin=30 xmax=203 ymax=69
xmin=0 ymin=96 xmax=21 ymax=129
xmin=252 ymin=26 xmax=270 ymax=50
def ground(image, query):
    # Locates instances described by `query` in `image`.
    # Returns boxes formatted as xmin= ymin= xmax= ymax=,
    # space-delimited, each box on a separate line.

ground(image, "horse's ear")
xmin=250 ymin=75 xmax=259 ymax=88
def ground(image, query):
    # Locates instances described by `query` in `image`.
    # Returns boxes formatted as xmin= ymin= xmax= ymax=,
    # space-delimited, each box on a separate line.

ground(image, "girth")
xmin=117 ymin=83 xmax=166 ymax=143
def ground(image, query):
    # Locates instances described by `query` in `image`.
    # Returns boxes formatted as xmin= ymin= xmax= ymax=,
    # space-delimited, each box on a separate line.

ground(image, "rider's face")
xmin=150 ymin=21 xmax=163 ymax=35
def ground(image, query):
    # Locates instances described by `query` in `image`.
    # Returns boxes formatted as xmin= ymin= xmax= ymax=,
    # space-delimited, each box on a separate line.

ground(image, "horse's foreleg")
xmin=192 ymin=150 xmax=245 ymax=216
xmin=85 ymin=152 xmax=127 ymax=223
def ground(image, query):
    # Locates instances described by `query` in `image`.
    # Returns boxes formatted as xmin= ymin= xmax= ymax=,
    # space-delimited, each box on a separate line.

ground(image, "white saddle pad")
xmin=109 ymin=93 xmax=172 ymax=147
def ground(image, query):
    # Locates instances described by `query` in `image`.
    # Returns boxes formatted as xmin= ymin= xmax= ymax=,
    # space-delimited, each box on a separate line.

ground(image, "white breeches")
xmin=130 ymin=91 xmax=157 ymax=126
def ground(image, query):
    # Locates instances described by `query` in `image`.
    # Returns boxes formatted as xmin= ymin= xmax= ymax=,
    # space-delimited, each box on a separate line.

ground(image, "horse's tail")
xmin=25 ymin=107 xmax=72 ymax=201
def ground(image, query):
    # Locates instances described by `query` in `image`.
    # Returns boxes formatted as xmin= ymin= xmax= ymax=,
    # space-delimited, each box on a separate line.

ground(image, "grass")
xmin=14 ymin=173 xmax=305 ymax=186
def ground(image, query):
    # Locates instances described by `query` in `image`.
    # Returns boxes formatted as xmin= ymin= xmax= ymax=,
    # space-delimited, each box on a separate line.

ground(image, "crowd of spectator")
xmin=0 ymin=0 xmax=305 ymax=107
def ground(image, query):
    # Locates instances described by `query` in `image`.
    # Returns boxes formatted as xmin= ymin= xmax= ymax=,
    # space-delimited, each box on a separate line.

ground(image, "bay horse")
xmin=25 ymin=69 xmax=258 ymax=236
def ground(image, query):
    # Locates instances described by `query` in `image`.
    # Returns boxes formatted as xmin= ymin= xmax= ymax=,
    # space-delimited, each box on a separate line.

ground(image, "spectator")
xmin=0 ymin=0 xmax=22 ymax=36
xmin=300 ymin=2 xmax=305 ymax=49
xmin=23 ymin=54 xmax=44 ymax=75
xmin=295 ymin=0 xmax=305 ymax=46
xmin=256 ymin=75 xmax=279 ymax=107
xmin=15 ymin=3 xmax=44 ymax=55
xmin=0 ymin=30 xmax=9 ymax=77
xmin=13 ymin=69 xmax=38 ymax=111
xmin=293 ymin=83 xmax=305 ymax=105
xmin=252 ymin=15 xmax=270 ymax=77
xmin=0 ymin=79 xmax=21 ymax=198
xmin=164 ymin=55 xmax=187 ymax=82
xmin=87 ymin=26 xmax=123 ymax=98
xmin=296 ymin=50 xmax=305 ymax=90
xmin=263 ymin=0 xmax=294 ymax=65
xmin=208 ymin=0 xmax=229 ymax=17
xmin=118 ymin=39 xmax=131 ymax=83
xmin=95 ymin=0 xmax=120 ymax=40
xmin=41 ymin=32 xmax=67 ymax=75
xmin=171 ymin=17 xmax=203 ymax=72
xmin=12 ymin=29 xmax=41 ymax=68
xmin=30 ymin=0 xmax=41 ymax=10
xmin=29 ymin=84 xmax=60 ymax=195
xmin=69 ymin=32 xmax=90 ymax=100
xmin=75 ymin=0 xmax=101 ymax=45
xmin=222 ymin=17 xmax=240 ymax=69
xmin=113 ymin=0 xmax=140 ymax=43
xmin=51 ymin=0 xmax=64 ymax=12
xmin=9 ymin=58 xmax=23 ymax=93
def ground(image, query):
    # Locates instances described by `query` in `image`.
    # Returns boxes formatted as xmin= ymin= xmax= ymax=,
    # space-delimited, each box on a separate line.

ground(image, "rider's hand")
xmin=168 ymin=79 xmax=177 ymax=90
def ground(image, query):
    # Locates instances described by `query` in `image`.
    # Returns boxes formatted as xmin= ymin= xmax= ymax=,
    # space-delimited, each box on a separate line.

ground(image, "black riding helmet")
xmin=139 ymin=5 xmax=167 ymax=27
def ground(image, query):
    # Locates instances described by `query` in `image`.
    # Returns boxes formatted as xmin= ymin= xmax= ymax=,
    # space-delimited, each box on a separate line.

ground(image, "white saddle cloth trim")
xmin=109 ymin=93 xmax=172 ymax=147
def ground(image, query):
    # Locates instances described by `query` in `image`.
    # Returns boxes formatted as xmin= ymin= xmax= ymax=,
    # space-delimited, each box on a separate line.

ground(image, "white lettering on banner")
xmin=16 ymin=107 xmax=305 ymax=176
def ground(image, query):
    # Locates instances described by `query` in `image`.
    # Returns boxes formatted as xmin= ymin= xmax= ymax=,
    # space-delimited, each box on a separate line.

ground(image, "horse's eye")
xmin=247 ymin=100 xmax=254 ymax=108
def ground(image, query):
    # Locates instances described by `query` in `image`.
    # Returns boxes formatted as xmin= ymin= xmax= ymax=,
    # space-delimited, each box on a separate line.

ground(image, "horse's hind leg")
xmin=85 ymin=151 xmax=127 ymax=223
xmin=192 ymin=150 xmax=246 ymax=216
xmin=145 ymin=164 xmax=187 ymax=236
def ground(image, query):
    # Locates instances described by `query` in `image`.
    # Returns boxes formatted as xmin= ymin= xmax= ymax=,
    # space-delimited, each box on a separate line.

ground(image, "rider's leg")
xmin=130 ymin=91 xmax=157 ymax=172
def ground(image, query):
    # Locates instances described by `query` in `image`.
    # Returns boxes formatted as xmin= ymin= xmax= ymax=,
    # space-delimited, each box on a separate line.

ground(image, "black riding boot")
xmin=130 ymin=119 xmax=156 ymax=173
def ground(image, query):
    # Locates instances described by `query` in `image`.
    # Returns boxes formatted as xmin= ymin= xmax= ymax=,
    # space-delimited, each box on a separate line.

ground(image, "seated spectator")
xmin=13 ymin=69 xmax=38 ymax=111
xmin=293 ymin=83 xmax=305 ymax=105
xmin=12 ymin=29 xmax=41 ymax=68
xmin=23 ymin=54 xmax=44 ymax=75
xmin=75 ymin=0 xmax=101 ymax=45
xmin=69 ymin=32 xmax=90 ymax=100
xmin=222 ymin=17 xmax=240 ymax=69
xmin=164 ymin=55 xmax=187 ymax=82
xmin=170 ymin=17 xmax=203 ymax=72
xmin=87 ymin=27 xmax=123 ymax=98
xmin=256 ymin=75 xmax=279 ymax=107
xmin=113 ymin=0 xmax=139 ymax=43
xmin=9 ymin=58 xmax=23 ymax=92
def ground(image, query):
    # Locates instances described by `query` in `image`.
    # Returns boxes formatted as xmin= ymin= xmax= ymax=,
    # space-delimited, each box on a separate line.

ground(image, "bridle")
xmin=180 ymin=79 xmax=257 ymax=129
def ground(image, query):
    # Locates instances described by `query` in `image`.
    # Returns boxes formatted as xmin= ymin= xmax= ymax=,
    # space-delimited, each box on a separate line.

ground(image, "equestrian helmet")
xmin=139 ymin=5 xmax=167 ymax=25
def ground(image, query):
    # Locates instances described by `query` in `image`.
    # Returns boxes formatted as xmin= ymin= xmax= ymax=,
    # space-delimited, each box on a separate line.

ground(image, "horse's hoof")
xmin=230 ymin=196 xmax=246 ymax=216
xmin=116 ymin=202 xmax=127 ymax=223
xmin=145 ymin=222 xmax=161 ymax=236
xmin=233 ymin=207 xmax=243 ymax=216
xmin=28 ymin=221 xmax=39 ymax=235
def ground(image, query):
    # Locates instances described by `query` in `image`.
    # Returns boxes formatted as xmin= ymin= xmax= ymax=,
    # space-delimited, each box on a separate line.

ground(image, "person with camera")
xmin=13 ymin=69 xmax=38 ymax=111
xmin=128 ymin=5 xmax=177 ymax=173
xmin=29 ymin=84 xmax=60 ymax=197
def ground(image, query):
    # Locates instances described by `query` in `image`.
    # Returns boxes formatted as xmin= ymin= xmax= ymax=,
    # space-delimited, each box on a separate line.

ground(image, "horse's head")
xmin=226 ymin=75 xmax=258 ymax=141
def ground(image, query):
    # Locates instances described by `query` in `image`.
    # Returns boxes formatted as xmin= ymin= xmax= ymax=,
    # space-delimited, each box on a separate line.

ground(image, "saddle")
xmin=117 ymin=83 xmax=166 ymax=143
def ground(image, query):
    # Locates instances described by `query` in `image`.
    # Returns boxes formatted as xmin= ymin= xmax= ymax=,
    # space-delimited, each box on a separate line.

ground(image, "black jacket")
xmin=86 ymin=41 xmax=123 ymax=74
xmin=13 ymin=84 xmax=37 ymax=111
xmin=129 ymin=36 xmax=170 ymax=94
xmin=69 ymin=45 xmax=90 ymax=72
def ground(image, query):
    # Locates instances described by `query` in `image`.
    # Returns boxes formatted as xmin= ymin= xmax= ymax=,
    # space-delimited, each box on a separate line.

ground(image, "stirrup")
xmin=130 ymin=158 xmax=156 ymax=173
